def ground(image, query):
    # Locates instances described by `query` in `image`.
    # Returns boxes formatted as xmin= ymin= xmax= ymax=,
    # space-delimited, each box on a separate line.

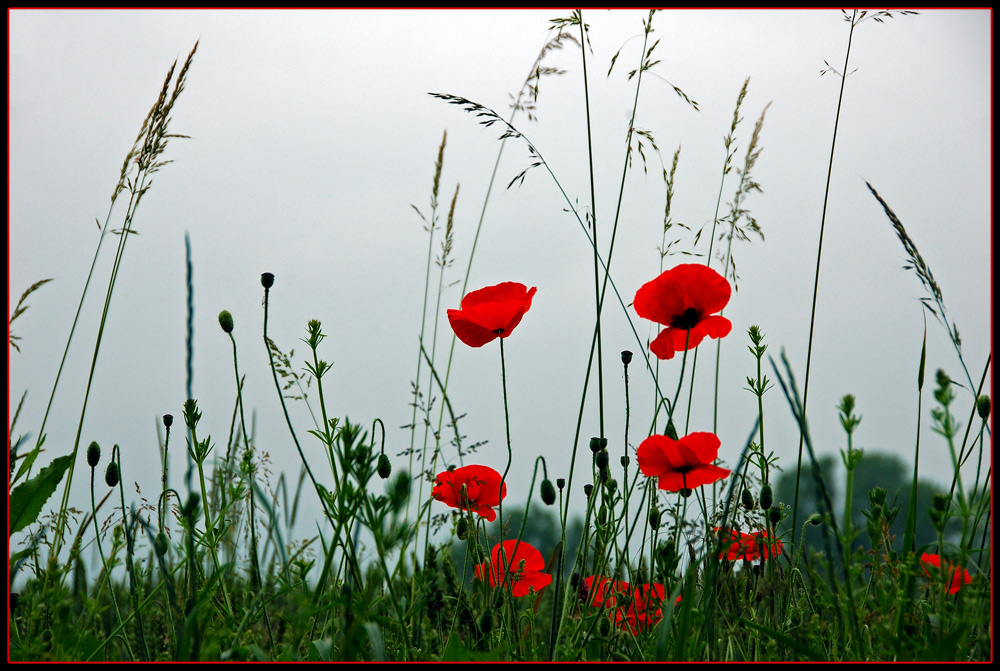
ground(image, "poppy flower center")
xmin=493 ymin=328 xmax=505 ymax=334
xmin=670 ymin=307 xmax=702 ymax=330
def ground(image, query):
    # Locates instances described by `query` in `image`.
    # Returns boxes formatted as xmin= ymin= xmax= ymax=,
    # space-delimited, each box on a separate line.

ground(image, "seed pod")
xmin=584 ymin=484 xmax=594 ymax=498
xmin=163 ymin=414 xmax=173 ymax=428
xmin=104 ymin=462 xmax=120 ymax=488
xmin=621 ymin=350 xmax=633 ymax=365
xmin=589 ymin=437 xmax=607 ymax=453
xmin=86 ymin=441 xmax=101 ymax=468
xmin=260 ymin=272 xmax=275 ymax=289
xmin=595 ymin=450 xmax=609 ymax=471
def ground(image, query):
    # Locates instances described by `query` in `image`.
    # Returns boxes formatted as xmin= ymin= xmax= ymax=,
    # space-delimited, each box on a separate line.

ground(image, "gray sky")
xmin=8 ymin=9 xmax=992 ymax=555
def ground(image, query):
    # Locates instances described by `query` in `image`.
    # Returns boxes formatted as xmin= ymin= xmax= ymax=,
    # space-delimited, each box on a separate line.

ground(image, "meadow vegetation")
xmin=8 ymin=10 xmax=991 ymax=662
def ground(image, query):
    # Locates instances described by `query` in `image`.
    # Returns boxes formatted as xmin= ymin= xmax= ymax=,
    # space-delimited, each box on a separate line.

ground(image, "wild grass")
xmin=7 ymin=11 xmax=990 ymax=662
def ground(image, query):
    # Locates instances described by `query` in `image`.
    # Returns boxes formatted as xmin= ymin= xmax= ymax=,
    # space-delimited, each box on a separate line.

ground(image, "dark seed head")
xmin=621 ymin=350 xmax=633 ymax=365
xmin=260 ymin=272 xmax=275 ymax=289
xmin=163 ymin=414 xmax=173 ymax=428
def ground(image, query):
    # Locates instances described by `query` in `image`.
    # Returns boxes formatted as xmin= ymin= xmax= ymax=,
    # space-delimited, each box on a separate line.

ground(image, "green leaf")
xmin=9 ymin=454 xmax=72 ymax=535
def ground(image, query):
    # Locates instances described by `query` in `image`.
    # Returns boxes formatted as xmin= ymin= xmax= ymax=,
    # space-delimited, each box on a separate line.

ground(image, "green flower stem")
xmin=90 ymin=465 xmax=133 ymax=660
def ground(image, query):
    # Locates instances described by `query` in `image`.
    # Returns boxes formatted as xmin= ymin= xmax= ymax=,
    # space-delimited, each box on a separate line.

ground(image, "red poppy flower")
xmin=920 ymin=553 xmax=973 ymax=594
xmin=716 ymin=527 xmax=783 ymax=561
xmin=474 ymin=540 xmax=553 ymax=597
xmin=633 ymin=264 xmax=733 ymax=360
xmin=637 ymin=432 xmax=730 ymax=492
xmin=582 ymin=575 xmax=632 ymax=621
xmin=616 ymin=583 xmax=666 ymax=634
xmin=432 ymin=464 xmax=506 ymax=522
xmin=447 ymin=282 xmax=537 ymax=348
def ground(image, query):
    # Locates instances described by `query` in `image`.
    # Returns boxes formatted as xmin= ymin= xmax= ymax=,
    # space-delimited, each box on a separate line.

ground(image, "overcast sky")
xmin=8 ymin=9 xmax=992 ymax=556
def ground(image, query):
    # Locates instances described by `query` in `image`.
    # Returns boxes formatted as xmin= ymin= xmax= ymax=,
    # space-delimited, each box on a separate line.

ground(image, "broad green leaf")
xmin=9 ymin=454 xmax=71 ymax=536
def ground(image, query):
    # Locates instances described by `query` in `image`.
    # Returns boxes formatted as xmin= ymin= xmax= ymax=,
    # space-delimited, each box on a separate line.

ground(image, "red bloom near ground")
xmin=617 ymin=583 xmax=666 ymax=634
xmin=636 ymin=432 xmax=730 ymax=491
xmin=716 ymin=528 xmax=783 ymax=561
xmin=920 ymin=553 xmax=973 ymax=594
xmin=633 ymin=264 xmax=733 ymax=360
xmin=447 ymin=282 xmax=537 ymax=348
xmin=475 ymin=540 xmax=552 ymax=597
xmin=583 ymin=577 xmax=670 ymax=634
xmin=431 ymin=465 xmax=506 ymax=522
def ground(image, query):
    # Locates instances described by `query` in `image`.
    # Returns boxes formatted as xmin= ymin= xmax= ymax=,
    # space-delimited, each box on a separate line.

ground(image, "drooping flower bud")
xmin=977 ymin=395 xmax=991 ymax=420
xmin=540 ymin=479 xmax=556 ymax=505
xmin=768 ymin=506 xmax=782 ymax=526
xmin=741 ymin=488 xmax=755 ymax=510
xmin=377 ymin=453 xmax=392 ymax=479
xmin=104 ymin=462 xmax=120 ymax=488
xmin=759 ymin=484 xmax=773 ymax=510
xmin=154 ymin=531 xmax=169 ymax=556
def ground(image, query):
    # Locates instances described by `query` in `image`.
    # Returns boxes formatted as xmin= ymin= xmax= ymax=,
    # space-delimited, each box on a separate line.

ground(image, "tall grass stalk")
xmin=49 ymin=42 xmax=198 ymax=560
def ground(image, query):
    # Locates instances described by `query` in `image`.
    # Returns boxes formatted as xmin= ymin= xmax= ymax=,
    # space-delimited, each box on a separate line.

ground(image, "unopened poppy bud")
xmin=741 ymin=488 xmax=755 ymax=510
xmin=620 ymin=455 xmax=629 ymax=468
xmin=478 ymin=610 xmax=493 ymax=635
xmin=163 ymin=414 xmax=173 ymax=428
xmin=540 ymin=479 xmax=556 ymax=505
xmin=87 ymin=441 xmax=101 ymax=468
xmin=183 ymin=493 xmax=201 ymax=518
xmin=649 ymin=506 xmax=662 ymax=529
xmin=932 ymin=493 xmax=950 ymax=512
xmin=598 ymin=615 xmax=612 ymax=637
xmin=595 ymin=450 xmax=609 ymax=470
xmin=977 ymin=395 xmax=991 ymax=420
xmin=154 ymin=531 xmax=168 ymax=556
xmin=377 ymin=453 xmax=391 ymax=479
xmin=621 ymin=350 xmax=633 ymax=365
xmin=808 ymin=513 xmax=824 ymax=526
xmin=759 ymin=484 xmax=773 ymax=510
xmin=680 ymin=487 xmax=692 ymax=498
xmin=41 ymin=629 xmax=53 ymax=643
xmin=260 ymin=272 xmax=274 ymax=289
xmin=768 ymin=506 xmax=782 ymax=525
xmin=589 ymin=437 xmax=607 ymax=453
xmin=556 ymin=478 xmax=565 ymax=490
xmin=664 ymin=420 xmax=678 ymax=441
xmin=584 ymin=484 xmax=594 ymax=498
xmin=104 ymin=462 xmax=120 ymax=487
xmin=569 ymin=572 xmax=581 ymax=589
xmin=605 ymin=478 xmax=618 ymax=493
xmin=218 ymin=310 xmax=234 ymax=334
xmin=456 ymin=516 xmax=469 ymax=540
